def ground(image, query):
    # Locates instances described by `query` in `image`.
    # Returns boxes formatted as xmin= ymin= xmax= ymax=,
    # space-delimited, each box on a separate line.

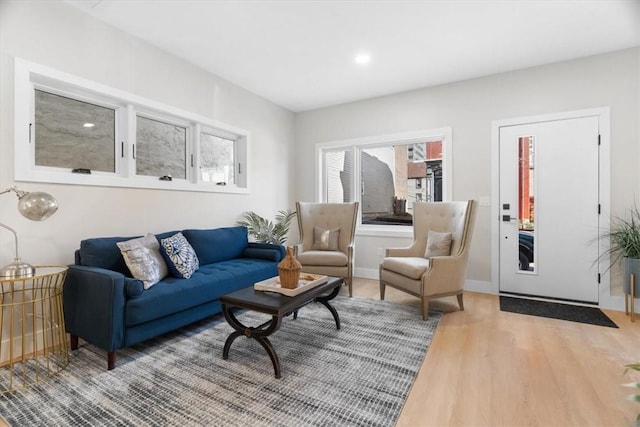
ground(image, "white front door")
xmin=498 ymin=116 xmax=600 ymax=303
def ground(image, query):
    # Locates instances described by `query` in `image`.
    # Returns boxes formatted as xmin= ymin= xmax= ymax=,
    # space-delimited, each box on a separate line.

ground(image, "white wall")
xmin=0 ymin=1 xmax=296 ymax=267
xmin=295 ymin=48 xmax=640 ymax=299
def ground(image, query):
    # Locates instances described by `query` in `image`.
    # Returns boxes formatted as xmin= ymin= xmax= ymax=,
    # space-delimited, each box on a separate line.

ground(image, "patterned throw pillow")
xmin=424 ymin=230 xmax=453 ymax=258
xmin=116 ymin=233 xmax=169 ymax=289
xmin=160 ymin=232 xmax=200 ymax=279
xmin=312 ymin=227 xmax=340 ymax=251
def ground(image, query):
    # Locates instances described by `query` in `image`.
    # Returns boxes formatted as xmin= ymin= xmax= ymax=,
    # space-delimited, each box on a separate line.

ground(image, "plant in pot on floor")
xmin=236 ymin=209 xmax=296 ymax=244
xmin=599 ymin=204 xmax=640 ymax=321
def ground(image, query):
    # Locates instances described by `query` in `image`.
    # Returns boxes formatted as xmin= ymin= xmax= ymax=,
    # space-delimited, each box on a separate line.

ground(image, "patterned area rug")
xmin=1 ymin=296 xmax=440 ymax=426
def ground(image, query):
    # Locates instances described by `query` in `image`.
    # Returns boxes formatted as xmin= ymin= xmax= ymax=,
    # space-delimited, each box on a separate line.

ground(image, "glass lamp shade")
xmin=17 ymin=191 xmax=59 ymax=221
xmin=0 ymin=187 xmax=59 ymax=278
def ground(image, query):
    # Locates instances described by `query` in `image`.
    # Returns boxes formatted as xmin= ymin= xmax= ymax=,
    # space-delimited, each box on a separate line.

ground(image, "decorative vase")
xmin=278 ymin=247 xmax=301 ymax=289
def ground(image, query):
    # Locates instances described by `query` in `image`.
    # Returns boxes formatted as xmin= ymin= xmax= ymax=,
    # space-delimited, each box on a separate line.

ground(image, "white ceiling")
xmin=67 ymin=0 xmax=640 ymax=112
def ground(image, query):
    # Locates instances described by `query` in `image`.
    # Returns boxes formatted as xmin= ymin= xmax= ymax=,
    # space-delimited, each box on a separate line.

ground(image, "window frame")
xmin=316 ymin=128 xmax=453 ymax=237
xmin=14 ymin=57 xmax=250 ymax=194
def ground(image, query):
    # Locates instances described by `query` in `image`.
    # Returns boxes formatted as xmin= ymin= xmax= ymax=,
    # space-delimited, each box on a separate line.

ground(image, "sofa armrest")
xmin=243 ymin=243 xmax=286 ymax=262
xmin=63 ymin=265 xmax=128 ymax=352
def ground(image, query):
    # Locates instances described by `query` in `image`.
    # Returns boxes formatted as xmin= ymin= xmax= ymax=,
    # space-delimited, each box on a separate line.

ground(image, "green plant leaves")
xmin=236 ymin=209 xmax=296 ymax=244
xmin=599 ymin=206 xmax=640 ymax=271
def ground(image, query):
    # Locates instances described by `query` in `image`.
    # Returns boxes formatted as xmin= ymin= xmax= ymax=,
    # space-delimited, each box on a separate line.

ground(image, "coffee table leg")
xmin=221 ymin=304 xmax=283 ymax=378
xmin=315 ymin=285 xmax=341 ymax=330
xmin=254 ymin=336 xmax=281 ymax=379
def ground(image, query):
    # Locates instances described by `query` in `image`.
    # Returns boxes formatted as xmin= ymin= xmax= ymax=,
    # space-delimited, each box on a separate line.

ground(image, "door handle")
xmin=502 ymin=214 xmax=518 ymax=222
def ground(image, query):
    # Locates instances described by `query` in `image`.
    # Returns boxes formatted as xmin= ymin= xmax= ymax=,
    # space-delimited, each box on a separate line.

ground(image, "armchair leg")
xmin=347 ymin=278 xmax=353 ymax=297
xmin=457 ymin=293 xmax=465 ymax=311
xmin=421 ymin=297 xmax=430 ymax=320
xmin=380 ymin=281 xmax=386 ymax=300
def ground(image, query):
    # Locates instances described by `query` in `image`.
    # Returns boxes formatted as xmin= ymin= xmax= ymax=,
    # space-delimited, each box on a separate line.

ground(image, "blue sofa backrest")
xmin=182 ymin=226 xmax=248 ymax=265
xmin=78 ymin=230 xmax=179 ymax=274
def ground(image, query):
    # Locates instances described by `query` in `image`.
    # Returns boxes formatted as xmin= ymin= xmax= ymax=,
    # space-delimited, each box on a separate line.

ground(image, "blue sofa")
xmin=63 ymin=226 xmax=285 ymax=370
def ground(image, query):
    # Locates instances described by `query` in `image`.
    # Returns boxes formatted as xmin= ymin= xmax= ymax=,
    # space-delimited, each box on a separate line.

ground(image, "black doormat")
xmin=499 ymin=296 xmax=618 ymax=328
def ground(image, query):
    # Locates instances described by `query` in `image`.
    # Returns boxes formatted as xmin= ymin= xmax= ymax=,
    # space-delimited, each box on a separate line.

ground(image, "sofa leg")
xmin=422 ymin=297 xmax=430 ymax=320
xmin=70 ymin=334 xmax=79 ymax=350
xmin=380 ymin=281 xmax=386 ymax=300
xmin=457 ymin=293 xmax=465 ymax=311
xmin=107 ymin=352 xmax=116 ymax=370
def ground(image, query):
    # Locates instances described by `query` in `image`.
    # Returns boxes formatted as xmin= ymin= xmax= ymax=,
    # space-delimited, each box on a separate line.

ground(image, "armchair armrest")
xmin=386 ymin=245 xmax=421 ymax=257
xmin=421 ymin=254 xmax=467 ymax=296
xmin=63 ymin=265 xmax=128 ymax=352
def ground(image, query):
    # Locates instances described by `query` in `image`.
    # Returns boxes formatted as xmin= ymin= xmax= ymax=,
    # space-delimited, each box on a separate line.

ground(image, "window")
xmin=136 ymin=115 xmax=187 ymax=179
xmin=200 ymin=132 xmax=235 ymax=185
xmin=318 ymin=128 xmax=452 ymax=231
xmin=34 ymin=89 xmax=116 ymax=173
xmin=323 ymin=149 xmax=352 ymax=203
xmin=14 ymin=58 xmax=249 ymax=194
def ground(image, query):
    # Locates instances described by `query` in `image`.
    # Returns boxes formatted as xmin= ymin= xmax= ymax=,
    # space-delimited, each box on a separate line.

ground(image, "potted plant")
xmin=624 ymin=363 xmax=640 ymax=424
xmin=600 ymin=205 xmax=640 ymax=319
xmin=236 ymin=209 xmax=296 ymax=245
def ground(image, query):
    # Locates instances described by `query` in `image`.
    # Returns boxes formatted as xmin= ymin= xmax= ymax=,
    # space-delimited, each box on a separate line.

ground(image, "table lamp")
xmin=0 ymin=186 xmax=58 ymax=278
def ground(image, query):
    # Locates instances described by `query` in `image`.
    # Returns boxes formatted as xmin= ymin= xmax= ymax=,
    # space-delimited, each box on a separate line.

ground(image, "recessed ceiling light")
xmin=355 ymin=53 xmax=371 ymax=65
xmin=83 ymin=123 xmax=95 ymax=128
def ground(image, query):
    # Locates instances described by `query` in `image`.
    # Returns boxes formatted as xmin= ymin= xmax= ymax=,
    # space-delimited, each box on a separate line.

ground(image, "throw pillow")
xmin=160 ymin=232 xmax=200 ymax=279
xmin=424 ymin=230 xmax=453 ymax=258
xmin=116 ymin=233 xmax=169 ymax=289
xmin=312 ymin=227 xmax=340 ymax=251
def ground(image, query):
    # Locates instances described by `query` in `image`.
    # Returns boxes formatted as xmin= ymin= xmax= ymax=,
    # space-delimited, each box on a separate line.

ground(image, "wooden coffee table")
xmin=220 ymin=276 xmax=343 ymax=378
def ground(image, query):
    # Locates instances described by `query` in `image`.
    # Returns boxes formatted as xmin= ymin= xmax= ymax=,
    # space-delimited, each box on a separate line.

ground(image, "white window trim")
xmin=14 ymin=57 xmax=250 ymax=194
xmin=315 ymin=127 xmax=453 ymax=237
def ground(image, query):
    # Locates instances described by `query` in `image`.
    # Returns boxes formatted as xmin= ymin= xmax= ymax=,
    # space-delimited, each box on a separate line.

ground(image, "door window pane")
xmin=200 ymin=133 xmax=235 ymax=185
xmin=518 ymin=136 xmax=535 ymax=272
xmin=136 ymin=116 xmax=186 ymax=179
xmin=34 ymin=89 xmax=115 ymax=172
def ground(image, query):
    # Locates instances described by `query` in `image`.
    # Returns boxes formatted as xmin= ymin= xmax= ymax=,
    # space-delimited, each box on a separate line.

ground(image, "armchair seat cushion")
xmin=296 ymin=250 xmax=347 ymax=267
xmin=381 ymin=257 xmax=430 ymax=280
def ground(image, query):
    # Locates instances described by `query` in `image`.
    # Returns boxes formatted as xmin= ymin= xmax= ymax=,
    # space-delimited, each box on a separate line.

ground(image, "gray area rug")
xmin=1 ymin=296 xmax=440 ymax=426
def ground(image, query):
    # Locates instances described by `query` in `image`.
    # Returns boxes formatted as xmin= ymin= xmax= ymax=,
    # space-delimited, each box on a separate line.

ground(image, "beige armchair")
xmin=295 ymin=202 xmax=359 ymax=297
xmin=379 ymin=200 xmax=476 ymax=320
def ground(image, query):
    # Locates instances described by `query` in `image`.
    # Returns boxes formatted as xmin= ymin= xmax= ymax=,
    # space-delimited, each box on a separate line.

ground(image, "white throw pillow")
xmin=117 ymin=233 xmax=169 ymax=289
xmin=424 ymin=230 xmax=452 ymax=258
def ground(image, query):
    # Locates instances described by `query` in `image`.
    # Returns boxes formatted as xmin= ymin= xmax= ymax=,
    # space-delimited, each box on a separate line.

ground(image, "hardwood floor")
xmin=347 ymin=278 xmax=640 ymax=427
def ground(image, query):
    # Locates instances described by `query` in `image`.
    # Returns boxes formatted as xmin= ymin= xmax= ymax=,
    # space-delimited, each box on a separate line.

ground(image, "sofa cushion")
xmin=125 ymin=258 xmax=278 ymax=326
xmin=381 ymin=257 xmax=430 ymax=280
xmin=159 ymin=232 xmax=200 ymax=279
xmin=182 ymin=227 xmax=248 ymax=265
xmin=125 ymin=277 xmax=144 ymax=298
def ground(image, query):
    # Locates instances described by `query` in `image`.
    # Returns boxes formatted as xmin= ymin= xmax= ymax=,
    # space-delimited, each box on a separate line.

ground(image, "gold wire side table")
xmin=0 ymin=266 xmax=69 ymax=393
